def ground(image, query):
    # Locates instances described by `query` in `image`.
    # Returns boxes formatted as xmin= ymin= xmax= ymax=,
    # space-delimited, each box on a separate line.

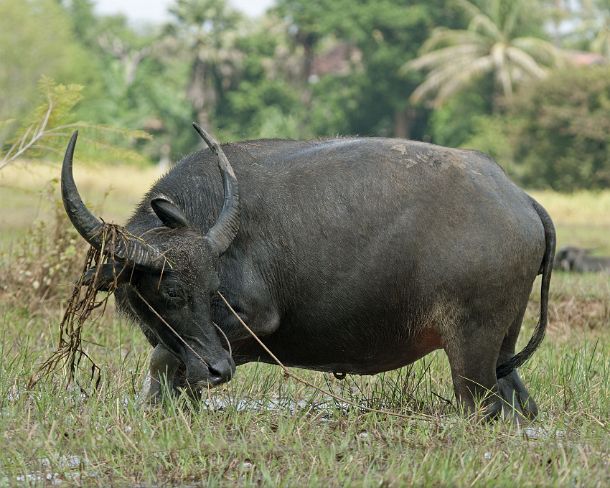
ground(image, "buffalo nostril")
xmin=207 ymin=364 xmax=222 ymax=378
xmin=207 ymin=358 xmax=234 ymax=382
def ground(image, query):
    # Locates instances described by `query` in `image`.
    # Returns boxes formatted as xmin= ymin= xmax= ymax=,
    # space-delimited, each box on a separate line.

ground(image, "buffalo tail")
xmin=495 ymin=196 xmax=556 ymax=379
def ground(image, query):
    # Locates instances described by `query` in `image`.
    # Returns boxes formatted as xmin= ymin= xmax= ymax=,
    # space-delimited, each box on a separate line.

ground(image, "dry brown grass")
xmin=0 ymin=192 xmax=85 ymax=314
xmin=547 ymin=296 xmax=609 ymax=339
xmin=531 ymin=190 xmax=610 ymax=255
xmin=0 ymin=160 xmax=160 ymax=243
xmin=529 ymin=190 xmax=610 ymax=227
xmin=0 ymin=160 xmax=160 ymax=310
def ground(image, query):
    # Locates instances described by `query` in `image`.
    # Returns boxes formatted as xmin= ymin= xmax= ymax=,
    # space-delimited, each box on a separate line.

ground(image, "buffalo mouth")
xmin=181 ymin=346 xmax=236 ymax=389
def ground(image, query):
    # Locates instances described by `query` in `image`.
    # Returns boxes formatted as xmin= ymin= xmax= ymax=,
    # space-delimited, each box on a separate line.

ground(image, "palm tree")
xmin=405 ymin=0 xmax=565 ymax=108
xmin=167 ymin=0 xmax=243 ymax=128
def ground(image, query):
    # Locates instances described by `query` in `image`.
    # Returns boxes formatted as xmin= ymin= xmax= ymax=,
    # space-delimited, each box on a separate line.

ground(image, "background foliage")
xmin=0 ymin=0 xmax=609 ymax=190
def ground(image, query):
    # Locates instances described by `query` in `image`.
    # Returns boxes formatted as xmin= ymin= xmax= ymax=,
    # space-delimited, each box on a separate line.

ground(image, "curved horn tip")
xmin=192 ymin=122 xmax=220 ymax=150
xmin=64 ymin=131 xmax=79 ymax=160
xmin=61 ymin=129 xmax=106 ymax=247
xmin=192 ymin=123 xmax=236 ymax=179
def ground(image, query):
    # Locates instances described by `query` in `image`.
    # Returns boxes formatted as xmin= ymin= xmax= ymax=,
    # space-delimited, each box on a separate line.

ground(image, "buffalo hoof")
xmin=484 ymin=370 xmax=538 ymax=423
xmin=139 ymin=372 xmax=162 ymax=405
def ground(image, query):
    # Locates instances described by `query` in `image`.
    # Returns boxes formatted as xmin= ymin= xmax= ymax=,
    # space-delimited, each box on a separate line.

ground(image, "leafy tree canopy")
xmin=0 ymin=0 xmax=94 ymax=120
xmin=509 ymin=66 xmax=610 ymax=191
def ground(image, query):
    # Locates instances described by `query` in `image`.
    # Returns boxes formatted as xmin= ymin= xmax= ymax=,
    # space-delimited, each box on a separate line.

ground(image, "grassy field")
xmin=0 ymin=163 xmax=608 ymax=486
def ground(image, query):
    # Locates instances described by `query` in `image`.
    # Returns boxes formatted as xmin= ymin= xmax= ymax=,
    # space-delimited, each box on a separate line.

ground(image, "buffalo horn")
xmin=192 ymin=123 xmax=240 ymax=255
xmin=61 ymin=131 xmax=165 ymax=268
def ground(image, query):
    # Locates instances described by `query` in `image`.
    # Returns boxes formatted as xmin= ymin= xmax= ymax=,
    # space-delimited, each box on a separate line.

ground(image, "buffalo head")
xmin=61 ymin=124 xmax=239 ymax=389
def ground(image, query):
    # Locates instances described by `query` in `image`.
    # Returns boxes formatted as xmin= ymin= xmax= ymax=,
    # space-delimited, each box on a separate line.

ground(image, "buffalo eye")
xmin=161 ymin=284 xmax=186 ymax=307
xmin=165 ymin=287 xmax=180 ymax=299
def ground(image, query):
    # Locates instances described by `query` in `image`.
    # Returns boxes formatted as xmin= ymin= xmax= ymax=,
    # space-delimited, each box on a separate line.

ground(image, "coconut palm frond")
xmin=421 ymin=28 xmax=486 ymax=52
xmin=505 ymin=46 xmax=547 ymax=79
xmin=455 ymin=0 xmax=484 ymax=22
xmin=513 ymin=37 xmax=562 ymax=63
xmin=469 ymin=13 xmax=502 ymax=41
xmin=435 ymin=56 xmax=495 ymax=105
xmin=502 ymin=0 xmax=524 ymax=39
xmin=404 ymin=44 xmax=484 ymax=72
xmin=410 ymin=65 xmax=467 ymax=103
xmin=410 ymin=55 xmax=492 ymax=104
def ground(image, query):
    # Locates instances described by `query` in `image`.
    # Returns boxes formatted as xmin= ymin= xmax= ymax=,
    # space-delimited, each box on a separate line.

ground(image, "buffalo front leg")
xmin=139 ymin=345 xmax=182 ymax=404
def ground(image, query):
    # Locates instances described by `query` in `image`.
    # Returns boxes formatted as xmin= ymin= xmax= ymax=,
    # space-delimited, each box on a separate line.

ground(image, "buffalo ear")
xmin=151 ymin=198 xmax=190 ymax=229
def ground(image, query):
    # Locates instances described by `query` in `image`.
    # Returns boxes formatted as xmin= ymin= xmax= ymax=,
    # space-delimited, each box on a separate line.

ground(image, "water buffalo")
xmin=61 ymin=125 xmax=555 ymax=421
xmin=555 ymin=246 xmax=610 ymax=273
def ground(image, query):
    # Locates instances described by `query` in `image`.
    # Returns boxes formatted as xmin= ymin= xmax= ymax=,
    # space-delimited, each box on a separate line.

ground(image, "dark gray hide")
xmin=62 ymin=131 xmax=555 ymax=421
xmin=555 ymin=246 xmax=610 ymax=273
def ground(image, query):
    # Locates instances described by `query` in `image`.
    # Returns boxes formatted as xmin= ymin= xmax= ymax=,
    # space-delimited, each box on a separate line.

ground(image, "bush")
xmin=460 ymin=115 xmax=515 ymax=173
xmin=508 ymin=66 xmax=610 ymax=191
xmin=1 ymin=78 xmax=152 ymax=170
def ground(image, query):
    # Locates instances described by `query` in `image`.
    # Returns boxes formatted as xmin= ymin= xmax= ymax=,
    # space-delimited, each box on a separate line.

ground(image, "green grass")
xmin=0 ymin=280 xmax=608 ymax=486
xmin=0 ymin=166 xmax=608 ymax=485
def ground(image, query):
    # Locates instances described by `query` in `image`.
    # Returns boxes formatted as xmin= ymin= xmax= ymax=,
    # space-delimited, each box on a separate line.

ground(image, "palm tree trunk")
xmin=393 ymin=107 xmax=415 ymax=139
xmin=187 ymin=56 xmax=215 ymax=128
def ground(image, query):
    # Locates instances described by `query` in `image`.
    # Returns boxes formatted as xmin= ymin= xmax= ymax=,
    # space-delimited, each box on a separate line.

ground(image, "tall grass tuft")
xmin=0 ymin=182 xmax=86 ymax=314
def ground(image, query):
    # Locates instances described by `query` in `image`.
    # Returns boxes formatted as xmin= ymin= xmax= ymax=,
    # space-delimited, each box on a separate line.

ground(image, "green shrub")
xmin=508 ymin=66 xmax=610 ymax=191
xmin=1 ymin=78 xmax=152 ymax=169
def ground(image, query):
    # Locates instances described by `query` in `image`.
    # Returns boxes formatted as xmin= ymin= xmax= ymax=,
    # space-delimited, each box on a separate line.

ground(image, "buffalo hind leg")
xmin=445 ymin=304 xmax=538 ymax=422
xmin=496 ymin=370 xmax=537 ymax=421
xmin=443 ymin=315 xmax=507 ymax=421
xmin=496 ymin=304 xmax=538 ymax=421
